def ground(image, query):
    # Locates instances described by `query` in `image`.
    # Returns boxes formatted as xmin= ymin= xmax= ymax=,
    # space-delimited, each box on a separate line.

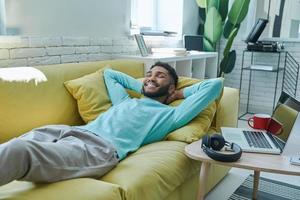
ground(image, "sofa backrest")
xmin=0 ymin=60 xmax=144 ymax=143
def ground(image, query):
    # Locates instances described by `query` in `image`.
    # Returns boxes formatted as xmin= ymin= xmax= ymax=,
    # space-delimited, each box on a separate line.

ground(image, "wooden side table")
xmin=185 ymin=139 xmax=300 ymax=200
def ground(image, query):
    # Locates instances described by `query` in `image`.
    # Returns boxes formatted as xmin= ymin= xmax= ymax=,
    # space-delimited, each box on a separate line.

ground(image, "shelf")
xmin=113 ymin=52 xmax=218 ymax=79
xmin=239 ymin=112 xmax=256 ymax=121
xmin=242 ymin=66 xmax=284 ymax=72
xmin=244 ymin=49 xmax=282 ymax=54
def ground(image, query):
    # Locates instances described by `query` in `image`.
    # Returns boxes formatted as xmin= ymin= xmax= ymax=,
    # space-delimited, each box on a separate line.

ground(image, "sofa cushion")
xmin=0 ymin=179 xmax=124 ymax=200
xmin=101 ymin=141 xmax=200 ymax=200
xmin=64 ymin=68 xmax=112 ymax=123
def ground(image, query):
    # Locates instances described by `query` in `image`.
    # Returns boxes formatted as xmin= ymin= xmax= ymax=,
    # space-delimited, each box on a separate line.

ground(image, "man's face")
xmin=142 ymin=66 xmax=175 ymax=98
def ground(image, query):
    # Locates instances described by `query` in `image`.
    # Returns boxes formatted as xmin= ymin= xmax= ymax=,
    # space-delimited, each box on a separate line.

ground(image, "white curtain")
xmin=0 ymin=0 xmax=6 ymax=35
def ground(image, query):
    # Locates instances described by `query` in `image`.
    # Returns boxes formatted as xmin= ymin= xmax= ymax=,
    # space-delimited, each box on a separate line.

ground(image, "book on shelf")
xmin=151 ymin=48 xmax=187 ymax=56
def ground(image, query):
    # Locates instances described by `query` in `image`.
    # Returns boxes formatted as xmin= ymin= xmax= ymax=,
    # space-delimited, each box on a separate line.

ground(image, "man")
xmin=0 ymin=61 xmax=222 ymax=186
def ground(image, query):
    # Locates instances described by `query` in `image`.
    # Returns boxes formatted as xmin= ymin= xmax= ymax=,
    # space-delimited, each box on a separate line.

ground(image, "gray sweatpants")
xmin=0 ymin=125 xmax=119 ymax=186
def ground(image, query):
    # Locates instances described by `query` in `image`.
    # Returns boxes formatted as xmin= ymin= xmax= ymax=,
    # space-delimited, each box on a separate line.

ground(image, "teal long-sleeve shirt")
xmin=78 ymin=69 xmax=222 ymax=160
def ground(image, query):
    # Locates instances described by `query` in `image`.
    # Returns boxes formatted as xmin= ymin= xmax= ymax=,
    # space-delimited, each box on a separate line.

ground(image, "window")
xmin=130 ymin=0 xmax=183 ymax=36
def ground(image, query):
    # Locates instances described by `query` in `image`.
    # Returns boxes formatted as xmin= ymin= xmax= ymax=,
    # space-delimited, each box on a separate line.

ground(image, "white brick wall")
xmin=0 ymin=35 xmax=141 ymax=67
xmin=61 ymin=54 xmax=86 ymax=63
xmin=0 ymin=49 xmax=9 ymax=59
xmin=87 ymin=53 xmax=111 ymax=61
xmin=29 ymin=36 xmax=62 ymax=47
xmin=10 ymin=48 xmax=46 ymax=59
xmin=62 ymin=37 xmax=90 ymax=46
xmin=0 ymin=36 xmax=29 ymax=49
xmin=0 ymin=58 xmax=27 ymax=67
xmin=75 ymin=46 xmax=100 ymax=54
xmin=90 ymin=37 xmax=112 ymax=46
xmin=113 ymin=37 xmax=136 ymax=46
xmin=28 ymin=56 xmax=61 ymax=66
xmin=46 ymin=47 xmax=76 ymax=56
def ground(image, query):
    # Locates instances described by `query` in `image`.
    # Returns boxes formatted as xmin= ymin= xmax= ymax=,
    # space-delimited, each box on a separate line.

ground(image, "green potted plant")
xmin=196 ymin=0 xmax=250 ymax=77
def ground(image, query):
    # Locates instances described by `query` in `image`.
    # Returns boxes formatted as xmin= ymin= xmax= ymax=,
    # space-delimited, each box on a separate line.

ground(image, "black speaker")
xmin=201 ymin=134 xmax=242 ymax=162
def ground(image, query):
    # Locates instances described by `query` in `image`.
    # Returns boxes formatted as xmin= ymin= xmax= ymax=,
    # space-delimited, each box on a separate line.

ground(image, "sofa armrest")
xmin=214 ymin=87 xmax=239 ymax=131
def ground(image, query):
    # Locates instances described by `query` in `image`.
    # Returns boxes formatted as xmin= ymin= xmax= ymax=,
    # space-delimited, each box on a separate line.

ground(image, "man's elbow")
xmin=214 ymin=79 xmax=223 ymax=91
xmin=208 ymin=79 xmax=223 ymax=96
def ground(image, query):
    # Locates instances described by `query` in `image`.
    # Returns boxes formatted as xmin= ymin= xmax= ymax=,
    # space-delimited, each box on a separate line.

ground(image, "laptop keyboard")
xmin=243 ymin=131 xmax=272 ymax=149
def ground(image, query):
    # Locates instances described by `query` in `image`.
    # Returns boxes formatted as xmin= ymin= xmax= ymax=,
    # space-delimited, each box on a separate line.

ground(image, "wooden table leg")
xmin=197 ymin=162 xmax=211 ymax=200
xmin=252 ymin=170 xmax=260 ymax=200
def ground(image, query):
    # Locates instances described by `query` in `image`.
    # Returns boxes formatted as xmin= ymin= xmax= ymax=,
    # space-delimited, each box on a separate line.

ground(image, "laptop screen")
xmin=244 ymin=18 xmax=268 ymax=44
xmin=272 ymin=92 xmax=300 ymax=148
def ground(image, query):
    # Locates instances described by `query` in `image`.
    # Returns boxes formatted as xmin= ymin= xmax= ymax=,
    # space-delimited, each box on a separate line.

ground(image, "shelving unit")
xmin=113 ymin=51 xmax=218 ymax=79
xmin=239 ymin=50 xmax=284 ymax=120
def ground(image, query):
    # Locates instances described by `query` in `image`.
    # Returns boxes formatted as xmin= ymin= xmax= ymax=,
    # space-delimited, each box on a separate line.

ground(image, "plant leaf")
xmin=199 ymin=7 xmax=206 ymax=22
xmin=218 ymin=0 xmax=229 ymax=22
xmin=207 ymin=0 xmax=218 ymax=9
xmin=196 ymin=0 xmax=208 ymax=8
xmin=197 ymin=7 xmax=206 ymax=35
xmin=204 ymin=7 xmax=222 ymax=44
xmin=223 ymin=27 xmax=238 ymax=56
xmin=219 ymin=50 xmax=236 ymax=76
xmin=223 ymin=20 xmax=237 ymax=38
xmin=228 ymin=0 xmax=250 ymax=25
xmin=207 ymin=0 xmax=228 ymax=22
xmin=203 ymin=37 xmax=215 ymax=51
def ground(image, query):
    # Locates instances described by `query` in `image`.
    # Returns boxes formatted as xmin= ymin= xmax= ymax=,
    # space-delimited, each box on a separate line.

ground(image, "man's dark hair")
xmin=150 ymin=61 xmax=178 ymax=86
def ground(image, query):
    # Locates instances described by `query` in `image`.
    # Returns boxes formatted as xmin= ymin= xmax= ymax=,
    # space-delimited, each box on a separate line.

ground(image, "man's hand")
xmin=166 ymin=89 xmax=184 ymax=104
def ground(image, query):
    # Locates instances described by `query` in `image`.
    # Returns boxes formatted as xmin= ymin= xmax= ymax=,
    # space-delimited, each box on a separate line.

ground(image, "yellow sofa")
xmin=0 ymin=60 xmax=239 ymax=200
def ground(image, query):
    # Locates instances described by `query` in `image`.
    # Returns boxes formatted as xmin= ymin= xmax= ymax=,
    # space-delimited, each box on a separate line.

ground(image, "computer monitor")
xmin=183 ymin=35 xmax=203 ymax=51
xmin=245 ymin=18 xmax=268 ymax=44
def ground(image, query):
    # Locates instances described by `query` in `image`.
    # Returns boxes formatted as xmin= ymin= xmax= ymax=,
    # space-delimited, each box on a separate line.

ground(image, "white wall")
xmin=182 ymin=0 xmax=199 ymax=35
xmin=5 ymin=0 xmax=131 ymax=37
xmin=4 ymin=0 xmax=199 ymax=37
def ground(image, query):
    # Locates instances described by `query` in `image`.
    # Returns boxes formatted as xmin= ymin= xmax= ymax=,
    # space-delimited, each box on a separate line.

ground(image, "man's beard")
xmin=142 ymin=84 xmax=170 ymax=98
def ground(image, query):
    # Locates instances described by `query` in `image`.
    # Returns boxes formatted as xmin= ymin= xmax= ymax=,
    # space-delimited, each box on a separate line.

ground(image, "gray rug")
xmin=228 ymin=175 xmax=300 ymax=200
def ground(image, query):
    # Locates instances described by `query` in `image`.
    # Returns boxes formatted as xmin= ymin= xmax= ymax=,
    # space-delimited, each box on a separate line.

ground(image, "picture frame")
xmin=134 ymin=34 xmax=150 ymax=57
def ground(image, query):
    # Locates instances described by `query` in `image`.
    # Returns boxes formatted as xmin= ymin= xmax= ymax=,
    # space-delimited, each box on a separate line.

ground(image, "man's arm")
xmin=171 ymin=79 xmax=223 ymax=130
xmin=103 ymin=69 xmax=143 ymax=105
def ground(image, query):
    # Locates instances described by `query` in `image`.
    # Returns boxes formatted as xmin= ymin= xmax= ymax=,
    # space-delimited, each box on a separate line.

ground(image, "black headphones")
xmin=201 ymin=134 xmax=242 ymax=162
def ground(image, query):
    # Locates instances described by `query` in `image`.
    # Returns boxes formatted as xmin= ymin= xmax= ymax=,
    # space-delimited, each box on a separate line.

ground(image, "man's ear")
xmin=168 ymin=84 xmax=176 ymax=94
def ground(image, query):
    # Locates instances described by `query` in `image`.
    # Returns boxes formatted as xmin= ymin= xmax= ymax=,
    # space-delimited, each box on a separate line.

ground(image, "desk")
xmin=114 ymin=51 xmax=218 ymax=79
xmin=185 ymin=139 xmax=300 ymax=200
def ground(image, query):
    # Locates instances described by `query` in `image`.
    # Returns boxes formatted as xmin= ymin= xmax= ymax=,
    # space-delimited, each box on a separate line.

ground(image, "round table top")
xmin=185 ymin=139 xmax=300 ymax=176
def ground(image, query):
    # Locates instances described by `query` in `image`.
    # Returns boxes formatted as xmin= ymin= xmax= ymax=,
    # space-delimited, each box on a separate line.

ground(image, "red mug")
xmin=267 ymin=118 xmax=283 ymax=135
xmin=248 ymin=114 xmax=271 ymax=130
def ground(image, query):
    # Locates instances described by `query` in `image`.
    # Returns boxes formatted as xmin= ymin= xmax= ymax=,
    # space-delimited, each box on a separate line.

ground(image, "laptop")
xmin=222 ymin=91 xmax=300 ymax=154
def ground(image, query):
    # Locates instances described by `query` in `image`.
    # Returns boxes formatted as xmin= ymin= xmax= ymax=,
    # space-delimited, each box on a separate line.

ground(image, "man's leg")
xmin=0 ymin=127 xmax=118 ymax=186
xmin=0 ymin=125 xmax=69 ymax=185
xmin=19 ymin=124 xmax=72 ymax=142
